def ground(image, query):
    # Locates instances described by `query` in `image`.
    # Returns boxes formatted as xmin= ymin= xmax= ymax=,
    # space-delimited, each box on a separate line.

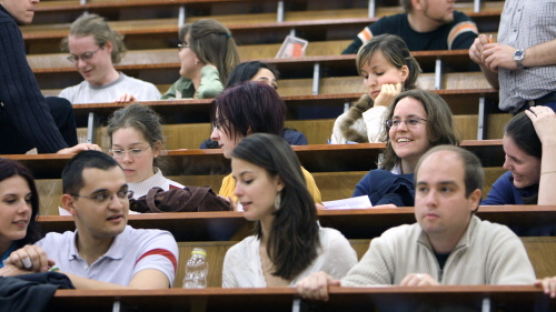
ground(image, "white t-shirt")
xmin=59 ymin=73 xmax=160 ymax=104
xmin=37 ymin=225 xmax=178 ymax=286
xmin=222 ymin=227 xmax=357 ymax=287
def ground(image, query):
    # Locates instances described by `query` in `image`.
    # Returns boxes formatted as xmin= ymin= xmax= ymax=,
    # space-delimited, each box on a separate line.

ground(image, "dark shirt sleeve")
xmin=342 ymin=32 xmax=364 ymax=54
xmin=449 ymin=11 xmax=478 ymax=50
xmin=450 ymin=31 xmax=477 ymax=50
xmin=199 ymin=139 xmax=219 ymax=149
xmin=342 ymin=16 xmax=399 ymax=54
xmin=353 ymin=171 xmax=372 ymax=197
xmin=482 ymin=172 xmax=516 ymax=205
xmin=282 ymin=128 xmax=308 ymax=145
xmin=0 ymin=14 xmax=68 ymax=153
xmin=353 ymin=170 xmax=414 ymax=206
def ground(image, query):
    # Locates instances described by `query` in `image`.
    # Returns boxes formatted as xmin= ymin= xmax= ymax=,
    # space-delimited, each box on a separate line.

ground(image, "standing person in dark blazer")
xmin=0 ymin=0 xmax=99 ymax=154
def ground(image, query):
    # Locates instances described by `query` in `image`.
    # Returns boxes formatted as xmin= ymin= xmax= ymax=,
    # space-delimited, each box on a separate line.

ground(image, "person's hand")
xmin=372 ymin=204 xmax=398 ymax=209
xmin=57 ymin=143 xmax=102 ymax=155
xmin=468 ymin=34 xmax=490 ymax=65
xmin=525 ymin=106 xmax=556 ymax=146
xmin=400 ymin=273 xmax=438 ymax=287
xmin=536 ymin=277 xmax=556 ymax=298
xmin=115 ymin=93 xmax=137 ymax=103
xmin=296 ymin=271 xmax=339 ymax=301
xmin=373 ymin=83 xmax=402 ymax=107
xmin=483 ymin=43 xmax=519 ymax=72
xmin=0 ymin=263 xmax=32 ymax=277
xmin=5 ymin=244 xmax=54 ymax=273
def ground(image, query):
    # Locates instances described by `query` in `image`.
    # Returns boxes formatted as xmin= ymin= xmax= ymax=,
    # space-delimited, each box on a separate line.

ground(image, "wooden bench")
xmin=14 ymin=141 xmax=505 ymax=214
xmin=5 ymin=140 xmax=505 ymax=178
xmin=34 ymin=166 xmax=506 ymax=216
xmin=27 ymin=1 xmax=503 ymax=53
xmin=45 ymin=89 xmax=504 ymax=145
xmin=174 ymin=236 xmax=556 ymax=288
xmin=38 ymin=204 xmax=555 ymax=240
xmin=34 ymin=0 xmax=504 ymax=14
xmin=36 ymin=170 xmax=370 ymax=215
xmin=79 ymin=112 xmax=509 ymax=151
xmin=28 ymin=50 xmax=485 ymax=74
xmin=48 ymin=285 xmax=556 ymax=312
xmin=36 ymin=205 xmax=556 ymax=288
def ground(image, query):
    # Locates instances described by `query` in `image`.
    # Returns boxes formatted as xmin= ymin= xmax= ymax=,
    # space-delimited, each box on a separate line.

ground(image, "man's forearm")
xmin=523 ymin=39 xmax=556 ymax=68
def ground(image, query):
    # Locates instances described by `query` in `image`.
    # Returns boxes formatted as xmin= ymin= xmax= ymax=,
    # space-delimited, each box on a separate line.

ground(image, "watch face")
xmin=514 ymin=49 xmax=525 ymax=61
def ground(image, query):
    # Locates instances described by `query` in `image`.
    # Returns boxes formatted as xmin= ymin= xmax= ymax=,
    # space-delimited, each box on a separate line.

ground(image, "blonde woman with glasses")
xmin=59 ymin=13 xmax=160 ymax=104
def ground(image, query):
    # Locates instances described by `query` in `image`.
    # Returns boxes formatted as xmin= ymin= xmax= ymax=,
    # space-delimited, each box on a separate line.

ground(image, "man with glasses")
xmin=5 ymin=151 xmax=178 ymax=289
xmin=0 ymin=0 xmax=99 ymax=154
xmin=58 ymin=13 xmax=160 ymax=104
xmin=297 ymin=146 xmax=535 ymax=302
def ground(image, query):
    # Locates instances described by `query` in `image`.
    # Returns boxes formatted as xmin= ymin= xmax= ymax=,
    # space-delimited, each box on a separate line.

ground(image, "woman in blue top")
xmin=483 ymin=106 xmax=556 ymax=206
xmin=0 ymin=158 xmax=41 ymax=272
xmin=353 ymin=89 xmax=458 ymax=207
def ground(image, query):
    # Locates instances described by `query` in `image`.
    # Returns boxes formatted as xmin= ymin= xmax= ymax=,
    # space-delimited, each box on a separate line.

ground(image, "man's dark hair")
xmin=62 ymin=151 xmax=120 ymax=195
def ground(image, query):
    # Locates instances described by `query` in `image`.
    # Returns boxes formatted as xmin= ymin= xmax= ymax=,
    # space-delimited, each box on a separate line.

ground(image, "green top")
xmin=161 ymin=65 xmax=224 ymax=99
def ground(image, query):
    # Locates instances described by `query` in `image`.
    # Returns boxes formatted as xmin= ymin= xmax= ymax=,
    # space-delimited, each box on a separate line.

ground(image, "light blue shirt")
xmin=37 ymin=226 xmax=178 ymax=286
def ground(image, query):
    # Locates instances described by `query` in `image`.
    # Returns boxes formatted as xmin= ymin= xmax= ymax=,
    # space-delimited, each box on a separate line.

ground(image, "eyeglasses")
xmin=385 ymin=118 xmax=427 ymax=129
xmin=66 ymin=47 xmax=102 ymax=63
xmin=177 ymin=41 xmax=190 ymax=50
xmin=71 ymin=189 xmax=133 ymax=204
xmin=110 ymin=146 xmax=151 ymax=159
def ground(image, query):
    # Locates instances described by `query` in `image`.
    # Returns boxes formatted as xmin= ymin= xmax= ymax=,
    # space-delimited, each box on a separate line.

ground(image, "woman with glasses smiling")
xmin=58 ymin=13 xmax=161 ymax=104
xmin=107 ymin=104 xmax=184 ymax=199
xmin=162 ymin=19 xmax=240 ymax=100
xmin=353 ymin=89 xmax=458 ymax=207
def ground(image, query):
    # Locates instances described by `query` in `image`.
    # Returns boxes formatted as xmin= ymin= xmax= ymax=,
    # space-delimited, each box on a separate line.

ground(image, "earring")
xmin=274 ymin=192 xmax=281 ymax=211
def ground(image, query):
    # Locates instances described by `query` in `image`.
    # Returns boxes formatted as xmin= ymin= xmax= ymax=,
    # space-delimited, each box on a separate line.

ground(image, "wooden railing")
xmin=47 ymin=285 xmax=556 ymax=311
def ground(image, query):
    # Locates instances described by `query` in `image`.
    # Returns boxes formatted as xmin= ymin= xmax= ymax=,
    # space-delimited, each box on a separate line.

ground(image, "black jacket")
xmin=0 ymin=272 xmax=73 ymax=312
xmin=0 ymin=5 xmax=67 ymax=153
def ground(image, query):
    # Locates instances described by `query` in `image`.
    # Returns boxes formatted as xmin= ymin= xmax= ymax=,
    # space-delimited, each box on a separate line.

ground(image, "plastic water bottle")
xmin=183 ymin=248 xmax=208 ymax=288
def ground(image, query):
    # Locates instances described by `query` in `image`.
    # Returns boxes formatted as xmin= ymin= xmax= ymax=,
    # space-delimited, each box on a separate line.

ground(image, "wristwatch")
xmin=513 ymin=49 xmax=525 ymax=69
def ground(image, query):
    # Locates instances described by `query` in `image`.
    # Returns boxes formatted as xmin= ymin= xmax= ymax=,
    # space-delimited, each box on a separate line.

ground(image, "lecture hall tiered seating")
xmin=8 ymin=0 xmax=556 ymax=310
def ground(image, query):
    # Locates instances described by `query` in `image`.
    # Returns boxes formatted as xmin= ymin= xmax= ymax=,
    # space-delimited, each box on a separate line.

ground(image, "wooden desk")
xmin=67 ymin=90 xmax=498 ymax=125
xmin=47 ymin=286 xmax=555 ymax=312
xmin=4 ymin=140 xmax=504 ymax=178
xmin=37 ymin=205 xmax=556 ymax=241
xmin=27 ymin=50 xmax=482 ymax=75
xmin=38 ymin=211 xmax=245 ymax=242
xmin=27 ymin=1 xmax=503 ymax=52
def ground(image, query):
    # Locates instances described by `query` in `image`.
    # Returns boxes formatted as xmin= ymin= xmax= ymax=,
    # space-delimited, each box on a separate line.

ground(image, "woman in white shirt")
xmin=222 ymin=133 xmax=357 ymax=287
xmin=107 ymin=103 xmax=183 ymax=199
